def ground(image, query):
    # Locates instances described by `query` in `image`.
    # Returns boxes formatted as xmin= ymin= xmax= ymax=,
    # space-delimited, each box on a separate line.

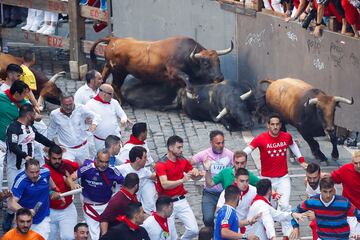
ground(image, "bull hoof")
xmin=313 ymin=151 xmax=328 ymax=162
xmin=331 ymin=151 xmax=339 ymax=160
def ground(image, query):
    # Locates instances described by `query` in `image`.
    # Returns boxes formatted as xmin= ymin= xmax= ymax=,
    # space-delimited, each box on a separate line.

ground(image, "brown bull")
xmin=0 ymin=52 xmax=64 ymax=109
xmin=90 ymin=36 xmax=233 ymax=99
xmin=260 ymin=78 xmax=354 ymax=162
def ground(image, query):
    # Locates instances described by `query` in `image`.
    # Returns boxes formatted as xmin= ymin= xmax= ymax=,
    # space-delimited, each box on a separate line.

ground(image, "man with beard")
xmin=74 ymin=223 xmax=90 ymax=240
xmin=8 ymin=159 xmax=62 ymax=239
xmin=155 ymin=135 xmax=203 ymax=240
xmin=6 ymin=103 xmax=56 ymax=190
xmin=2 ymin=208 xmax=45 ymax=240
xmin=191 ymin=130 xmax=234 ymax=227
xmin=68 ymin=149 xmax=124 ymax=240
xmin=43 ymin=145 xmax=79 ymax=240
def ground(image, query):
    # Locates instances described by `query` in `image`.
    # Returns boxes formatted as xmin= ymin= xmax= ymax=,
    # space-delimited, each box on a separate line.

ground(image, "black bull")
xmin=121 ymin=79 xmax=255 ymax=130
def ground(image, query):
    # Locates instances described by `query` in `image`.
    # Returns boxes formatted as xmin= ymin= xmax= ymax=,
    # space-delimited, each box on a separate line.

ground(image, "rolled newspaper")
xmin=59 ymin=188 xmax=83 ymax=197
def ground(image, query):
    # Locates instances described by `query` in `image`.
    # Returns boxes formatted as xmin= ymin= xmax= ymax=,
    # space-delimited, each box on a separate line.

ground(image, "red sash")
xmin=4 ymin=89 xmax=21 ymax=109
xmin=126 ymin=134 xmax=145 ymax=145
xmin=120 ymin=188 xmax=138 ymax=202
xmin=94 ymin=94 xmax=110 ymax=104
xmin=251 ymin=194 xmax=272 ymax=206
xmin=116 ymin=215 xmax=139 ymax=230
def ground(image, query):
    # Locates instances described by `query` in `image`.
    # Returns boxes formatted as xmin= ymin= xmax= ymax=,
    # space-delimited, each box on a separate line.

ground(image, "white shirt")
xmin=85 ymin=98 xmax=127 ymax=139
xmin=246 ymin=198 xmax=292 ymax=240
xmin=117 ymin=142 xmax=154 ymax=167
xmin=74 ymin=84 xmax=97 ymax=105
xmin=47 ymin=105 xmax=99 ymax=148
xmin=217 ymin=185 xmax=257 ymax=221
xmin=116 ymin=163 xmax=153 ymax=190
xmin=142 ymin=215 xmax=177 ymax=240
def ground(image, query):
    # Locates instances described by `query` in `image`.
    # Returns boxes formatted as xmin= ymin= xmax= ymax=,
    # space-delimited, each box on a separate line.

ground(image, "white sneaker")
xmin=37 ymin=24 xmax=49 ymax=34
xmin=42 ymin=26 xmax=56 ymax=35
xmin=29 ymin=21 xmax=41 ymax=32
xmin=21 ymin=23 xmax=32 ymax=31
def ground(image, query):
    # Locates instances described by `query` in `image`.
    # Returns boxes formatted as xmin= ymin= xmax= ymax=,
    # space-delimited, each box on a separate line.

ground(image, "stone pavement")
xmin=1 ymin=45 xmax=356 ymax=239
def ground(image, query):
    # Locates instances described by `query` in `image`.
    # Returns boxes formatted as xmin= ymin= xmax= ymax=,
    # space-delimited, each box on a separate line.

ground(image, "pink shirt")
xmin=193 ymin=147 xmax=234 ymax=192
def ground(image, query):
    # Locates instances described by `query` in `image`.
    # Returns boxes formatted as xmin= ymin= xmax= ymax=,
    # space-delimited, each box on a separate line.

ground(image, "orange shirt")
xmin=1 ymin=228 xmax=44 ymax=240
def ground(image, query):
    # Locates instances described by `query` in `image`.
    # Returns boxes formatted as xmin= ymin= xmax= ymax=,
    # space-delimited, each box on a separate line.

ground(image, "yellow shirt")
xmin=1 ymin=228 xmax=45 ymax=240
xmin=20 ymin=65 xmax=37 ymax=91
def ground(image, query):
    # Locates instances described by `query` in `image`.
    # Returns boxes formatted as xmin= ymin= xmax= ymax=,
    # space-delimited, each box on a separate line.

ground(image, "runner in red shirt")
xmin=243 ymin=113 xmax=307 ymax=237
xmin=43 ymin=145 xmax=79 ymax=240
xmin=155 ymin=135 xmax=203 ymax=240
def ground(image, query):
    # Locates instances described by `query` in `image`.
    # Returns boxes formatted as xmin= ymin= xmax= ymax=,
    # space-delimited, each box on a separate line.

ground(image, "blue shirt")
xmin=12 ymin=168 xmax=51 ymax=224
xmin=214 ymin=204 xmax=239 ymax=240
xmin=78 ymin=159 xmax=124 ymax=203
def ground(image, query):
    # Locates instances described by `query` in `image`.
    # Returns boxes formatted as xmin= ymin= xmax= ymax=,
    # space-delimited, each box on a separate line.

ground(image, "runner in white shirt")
xmin=117 ymin=122 xmax=154 ymax=167
xmin=116 ymin=146 xmax=157 ymax=214
xmin=86 ymin=84 xmax=128 ymax=151
xmin=142 ymin=196 xmax=177 ymax=240
xmin=246 ymin=179 xmax=304 ymax=240
xmin=47 ymin=94 xmax=99 ymax=164
xmin=74 ymin=70 xmax=102 ymax=105
xmin=216 ymin=168 xmax=258 ymax=234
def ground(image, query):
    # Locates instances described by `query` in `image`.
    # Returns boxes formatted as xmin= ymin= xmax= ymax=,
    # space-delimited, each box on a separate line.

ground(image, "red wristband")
xmin=298 ymin=156 xmax=305 ymax=163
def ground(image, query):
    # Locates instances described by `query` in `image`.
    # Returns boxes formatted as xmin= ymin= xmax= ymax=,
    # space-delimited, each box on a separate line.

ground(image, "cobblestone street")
xmin=1 ymin=46 xmax=355 ymax=239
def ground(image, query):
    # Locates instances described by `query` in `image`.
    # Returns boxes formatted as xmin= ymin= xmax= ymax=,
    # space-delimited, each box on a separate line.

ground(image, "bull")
xmin=90 ymin=36 xmax=233 ymax=99
xmin=0 ymin=52 xmax=64 ymax=109
xmin=260 ymin=78 xmax=354 ymax=161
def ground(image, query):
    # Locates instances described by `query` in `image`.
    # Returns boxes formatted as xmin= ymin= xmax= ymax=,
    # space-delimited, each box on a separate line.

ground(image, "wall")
xmin=112 ymin=0 xmax=360 ymax=130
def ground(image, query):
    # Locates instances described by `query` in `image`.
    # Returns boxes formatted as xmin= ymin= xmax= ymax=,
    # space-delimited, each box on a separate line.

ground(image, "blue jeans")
xmin=201 ymin=189 xmax=221 ymax=227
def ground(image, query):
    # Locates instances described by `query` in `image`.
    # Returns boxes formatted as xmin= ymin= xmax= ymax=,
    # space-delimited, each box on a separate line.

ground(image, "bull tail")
xmin=90 ymin=37 xmax=112 ymax=69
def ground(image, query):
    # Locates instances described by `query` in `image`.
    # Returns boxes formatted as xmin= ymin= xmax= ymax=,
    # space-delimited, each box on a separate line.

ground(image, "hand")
xmin=247 ymin=233 xmax=260 ymax=240
xmin=291 ymin=212 xmax=306 ymax=223
xmin=34 ymin=105 xmax=41 ymax=114
xmin=304 ymin=210 xmax=315 ymax=220
xmin=50 ymin=191 xmax=62 ymax=200
xmin=0 ymin=189 xmax=12 ymax=201
xmin=299 ymin=12 xmax=307 ymax=21
xmin=289 ymin=228 xmax=300 ymax=240
xmin=249 ymin=212 xmax=261 ymax=225
xmin=272 ymin=191 xmax=282 ymax=200
xmin=285 ymin=16 xmax=295 ymax=22
xmin=313 ymin=25 xmax=322 ymax=37
xmin=34 ymin=113 xmax=42 ymax=122
xmin=350 ymin=234 xmax=360 ymax=240
xmin=70 ymin=183 xmax=82 ymax=190
xmin=88 ymin=124 xmax=97 ymax=133
xmin=300 ymin=162 xmax=308 ymax=169
xmin=25 ymin=156 xmax=33 ymax=161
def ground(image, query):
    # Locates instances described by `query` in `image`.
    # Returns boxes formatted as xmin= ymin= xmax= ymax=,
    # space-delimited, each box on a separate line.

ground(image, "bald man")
xmin=86 ymin=84 xmax=128 ymax=151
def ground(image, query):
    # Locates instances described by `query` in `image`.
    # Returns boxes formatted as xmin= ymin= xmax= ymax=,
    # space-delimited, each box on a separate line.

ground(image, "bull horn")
xmin=215 ymin=108 xmax=228 ymax=121
xmin=190 ymin=46 xmax=200 ymax=61
xmin=240 ymin=89 xmax=252 ymax=100
xmin=334 ymin=96 xmax=354 ymax=105
xmin=304 ymin=97 xmax=318 ymax=107
xmin=216 ymin=41 xmax=234 ymax=56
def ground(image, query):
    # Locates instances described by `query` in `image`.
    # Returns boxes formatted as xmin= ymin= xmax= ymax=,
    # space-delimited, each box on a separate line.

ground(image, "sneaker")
xmin=37 ymin=24 xmax=49 ymax=34
xmin=21 ymin=22 xmax=33 ymax=31
xmin=29 ymin=21 xmax=42 ymax=32
xmin=42 ymin=26 xmax=56 ymax=35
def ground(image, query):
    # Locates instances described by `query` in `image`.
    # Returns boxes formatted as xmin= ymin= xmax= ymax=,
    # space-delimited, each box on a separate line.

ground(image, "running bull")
xmin=0 ymin=52 xmax=64 ymax=110
xmin=175 ymin=81 xmax=254 ymax=130
xmin=90 ymin=36 xmax=233 ymax=99
xmin=260 ymin=78 xmax=354 ymax=161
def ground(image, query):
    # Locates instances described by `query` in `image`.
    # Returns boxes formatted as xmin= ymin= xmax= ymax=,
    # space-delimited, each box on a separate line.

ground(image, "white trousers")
xmin=138 ymin=180 xmax=157 ymax=214
xmin=83 ymin=203 xmax=107 ymax=240
xmin=32 ymin=216 xmax=51 ymax=240
xmin=49 ymin=203 xmax=78 ymax=240
xmin=7 ymin=164 xmax=24 ymax=191
xmin=94 ymin=137 xmax=105 ymax=152
xmin=63 ymin=142 xmax=90 ymax=165
xmin=263 ymin=174 xmax=292 ymax=236
xmin=170 ymin=198 xmax=199 ymax=240
xmin=0 ymin=140 xmax=5 ymax=192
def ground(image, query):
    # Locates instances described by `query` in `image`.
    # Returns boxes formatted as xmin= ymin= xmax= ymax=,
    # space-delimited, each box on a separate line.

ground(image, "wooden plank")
xmin=0 ymin=28 xmax=69 ymax=49
xmin=80 ymin=5 xmax=110 ymax=22
xmin=0 ymin=0 xmax=68 ymax=13
xmin=68 ymin=0 xmax=86 ymax=79
xmin=81 ymin=40 xmax=107 ymax=57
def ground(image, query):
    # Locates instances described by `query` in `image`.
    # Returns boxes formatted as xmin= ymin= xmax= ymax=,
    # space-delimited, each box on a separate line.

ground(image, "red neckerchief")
xmin=45 ymin=158 xmax=78 ymax=176
xmin=126 ymin=134 xmax=145 ymax=145
xmin=93 ymin=161 xmax=111 ymax=186
xmin=93 ymin=94 xmax=110 ymax=104
xmin=232 ymin=183 xmax=249 ymax=200
xmin=153 ymin=212 xmax=169 ymax=233
xmin=251 ymin=194 xmax=272 ymax=206
xmin=120 ymin=187 xmax=138 ymax=202
xmin=4 ymin=89 xmax=21 ymax=109
xmin=116 ymin=215 xmax=139 ymax=230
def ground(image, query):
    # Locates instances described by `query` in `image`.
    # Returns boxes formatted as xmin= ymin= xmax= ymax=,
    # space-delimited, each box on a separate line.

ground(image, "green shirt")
xmin=0 ymin=92 xmax=27 ymax=142
xmin=212 ymin=166 xmax=260 ymax=189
